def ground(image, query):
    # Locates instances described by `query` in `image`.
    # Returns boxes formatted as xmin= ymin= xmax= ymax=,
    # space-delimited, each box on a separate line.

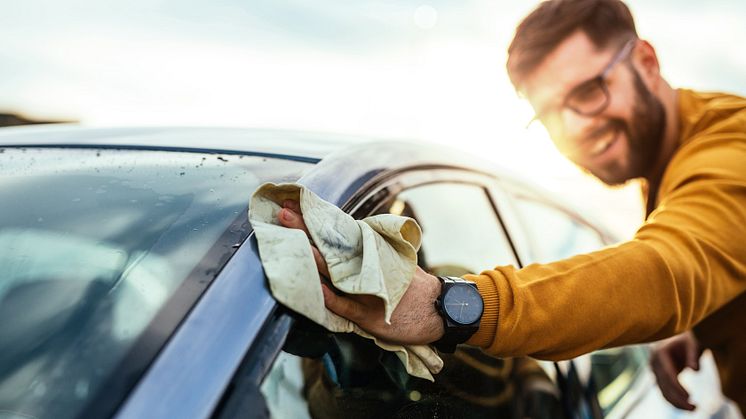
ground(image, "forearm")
xmin=466 ymin=237 xmax=744 ymax=360
xmin=466 ymin=241 xmax=675 ymax=359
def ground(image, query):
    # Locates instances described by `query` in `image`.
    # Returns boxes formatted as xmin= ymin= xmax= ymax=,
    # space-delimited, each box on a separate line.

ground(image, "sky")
xmin=1 ymin=0 xmax=744 ymax=238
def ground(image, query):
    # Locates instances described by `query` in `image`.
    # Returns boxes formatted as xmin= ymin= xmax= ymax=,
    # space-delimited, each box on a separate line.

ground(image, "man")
xmin=278 ymin=0 xmax=746 ymax=412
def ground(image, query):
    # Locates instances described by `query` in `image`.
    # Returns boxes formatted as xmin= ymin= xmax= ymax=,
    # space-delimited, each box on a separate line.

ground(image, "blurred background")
xmin=1 ymin=0 xmax=744 ymax=238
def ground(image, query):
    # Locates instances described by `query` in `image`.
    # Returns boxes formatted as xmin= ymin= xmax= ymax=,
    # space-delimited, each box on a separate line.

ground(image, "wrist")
xmin=431 ymin=274 xmax=445 ymax=342
xmin=421 ymin=271 xmax=445 ymax=343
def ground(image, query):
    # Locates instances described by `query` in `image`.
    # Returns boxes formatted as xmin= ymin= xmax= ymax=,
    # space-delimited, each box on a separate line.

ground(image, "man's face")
xmin=522 ymin=31 xmax=666 ymax=185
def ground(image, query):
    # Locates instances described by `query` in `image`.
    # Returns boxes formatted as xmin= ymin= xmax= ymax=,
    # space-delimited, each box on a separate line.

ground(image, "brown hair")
xmin=507 ymin=0 xmax=638 ymax=91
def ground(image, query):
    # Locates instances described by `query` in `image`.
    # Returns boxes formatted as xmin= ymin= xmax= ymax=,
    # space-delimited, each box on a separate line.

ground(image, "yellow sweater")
xmin=465 ymin=89 xmax=746 ymax=408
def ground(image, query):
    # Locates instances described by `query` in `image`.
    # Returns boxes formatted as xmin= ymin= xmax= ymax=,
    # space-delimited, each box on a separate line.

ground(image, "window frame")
xmin=488 ymin=179 xmax=620 ymax=267
xmin=345 ymin=167 xmax=524 ymax=268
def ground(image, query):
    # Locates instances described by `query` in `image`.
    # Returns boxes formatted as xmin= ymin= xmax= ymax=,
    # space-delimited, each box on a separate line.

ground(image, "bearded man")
xmin=278 ymin=0 xmax=746 ymax=412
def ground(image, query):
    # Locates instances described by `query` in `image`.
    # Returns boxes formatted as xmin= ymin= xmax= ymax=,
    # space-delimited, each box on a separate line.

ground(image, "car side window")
xmin=260 ymin=351 xmax=311 ymax=419
xmin=509 ymin=197 xmax=607 ymax=263
xmin=590 ymin=345 xmax=648 ymax=414
xmin=507 ymin=195 xmax=647 ymax=415
xmin=386 ymin=183 xmax=518 ymax=275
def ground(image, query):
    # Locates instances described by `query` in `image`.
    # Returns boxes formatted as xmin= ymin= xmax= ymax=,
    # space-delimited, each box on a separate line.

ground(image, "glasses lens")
xmin=566 ymin=79 xmax=608 ymax=115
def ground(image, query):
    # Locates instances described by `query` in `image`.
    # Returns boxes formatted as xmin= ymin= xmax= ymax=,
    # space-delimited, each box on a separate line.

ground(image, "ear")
xmin=632 ymin=39 xmax=661 ymax=89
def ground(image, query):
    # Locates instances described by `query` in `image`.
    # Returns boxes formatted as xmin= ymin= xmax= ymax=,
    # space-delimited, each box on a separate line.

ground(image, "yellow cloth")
xmin=466 ymin=89 xmax=746 ymax=409
xmin=249 ymin=182 xmax=443 ymax=381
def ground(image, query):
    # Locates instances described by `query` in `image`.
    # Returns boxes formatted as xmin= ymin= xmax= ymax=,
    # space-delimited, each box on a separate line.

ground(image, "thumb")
xmin=321 ymin=284 xmax=363 ymax=323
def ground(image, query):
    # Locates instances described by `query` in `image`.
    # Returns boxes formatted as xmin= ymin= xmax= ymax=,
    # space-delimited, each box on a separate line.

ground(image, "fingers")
xmin=652 ymin=351 xmax=696 ymax=410
xmin=687 ymin=343 xmax=700 ymax=371
xmin=311 ymin=246 xmax=330 ymax=278
xmin=277 ymin=200 xmax=331 ymax=280
xmin=685 ymin=333 xmax=702 ymax=371
xmin=278 ymin=206 xmax=308 ymax=231
xmin=321 ymin=284 xmax=364 ymax=323
xmin=282 ymin=199 xmax=301 ymax=213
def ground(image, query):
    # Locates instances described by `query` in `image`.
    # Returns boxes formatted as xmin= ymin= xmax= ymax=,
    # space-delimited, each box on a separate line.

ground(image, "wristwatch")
xmin=433 ymin=276 xmax=484 ymax=353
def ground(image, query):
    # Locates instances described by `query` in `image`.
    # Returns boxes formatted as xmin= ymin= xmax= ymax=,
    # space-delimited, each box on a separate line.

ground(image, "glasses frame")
xmin=527 ymin=38 xmax=637 ymax=127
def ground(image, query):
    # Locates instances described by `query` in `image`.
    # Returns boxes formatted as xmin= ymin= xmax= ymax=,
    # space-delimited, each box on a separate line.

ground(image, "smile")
xmin=590 ymin=129 xmax=619 ymax=157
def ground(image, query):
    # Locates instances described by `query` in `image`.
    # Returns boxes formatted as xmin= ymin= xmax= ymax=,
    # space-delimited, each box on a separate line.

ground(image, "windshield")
xmin=0 ymin=147 xmax=310 ymax=419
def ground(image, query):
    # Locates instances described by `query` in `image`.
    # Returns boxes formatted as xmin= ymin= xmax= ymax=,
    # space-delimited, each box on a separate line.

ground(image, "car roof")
xmin=0 ymin=124 xmax=504 ymax=181
xmin=0 ymin=125 xmax=370 ymax=163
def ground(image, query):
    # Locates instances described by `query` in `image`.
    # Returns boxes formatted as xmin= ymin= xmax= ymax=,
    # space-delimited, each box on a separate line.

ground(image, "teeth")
xmin=591 ymin=134 xmax=615 ymax=156
xmin=591 ymin=139 xmax=611 ymax=156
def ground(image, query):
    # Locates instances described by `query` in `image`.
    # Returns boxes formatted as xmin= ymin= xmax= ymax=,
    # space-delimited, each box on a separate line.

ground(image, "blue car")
xmin=0 ymin=126 xmax=736 ymax=419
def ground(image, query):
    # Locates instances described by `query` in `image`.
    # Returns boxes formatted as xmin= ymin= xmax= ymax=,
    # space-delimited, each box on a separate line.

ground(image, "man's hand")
xmin=277 ymin=200 xmax=445 ymax=346
xmin=650 ymin=331 xmax=704 ymax=411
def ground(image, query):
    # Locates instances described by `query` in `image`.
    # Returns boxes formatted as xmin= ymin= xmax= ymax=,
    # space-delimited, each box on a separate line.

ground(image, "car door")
xmin=350 ymin=168 xmax=566 ymax=418
xmin=497 ymin=179 xmax=650 ymax=417
xmin=350 ymin=168 xmax=621 ymax=419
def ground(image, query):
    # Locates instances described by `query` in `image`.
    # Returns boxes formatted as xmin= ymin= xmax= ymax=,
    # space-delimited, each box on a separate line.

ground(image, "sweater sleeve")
xmin=465 ymin=133 xmax=746 ymax=361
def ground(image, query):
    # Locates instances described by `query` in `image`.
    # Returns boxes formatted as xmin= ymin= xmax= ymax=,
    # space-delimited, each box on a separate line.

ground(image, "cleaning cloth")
xmin=249 ymin=182 xmax=443 ymax=381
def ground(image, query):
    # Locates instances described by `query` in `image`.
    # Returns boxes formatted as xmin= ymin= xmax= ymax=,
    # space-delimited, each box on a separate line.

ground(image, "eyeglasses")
xmin=528 ymin=38 xmax=636 ymax=127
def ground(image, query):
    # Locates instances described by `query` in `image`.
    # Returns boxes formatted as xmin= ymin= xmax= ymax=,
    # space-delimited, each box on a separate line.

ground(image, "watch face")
xmin=443 ymin=284 xmax=483 ymax=325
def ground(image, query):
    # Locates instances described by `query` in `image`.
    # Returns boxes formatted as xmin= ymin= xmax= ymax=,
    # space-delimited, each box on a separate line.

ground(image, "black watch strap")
xmin=434 ymin=327 xmax=477 ymax=353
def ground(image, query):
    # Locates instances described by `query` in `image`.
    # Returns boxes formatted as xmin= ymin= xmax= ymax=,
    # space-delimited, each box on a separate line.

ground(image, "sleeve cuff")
xmin=463 ymin=273 xmax=499 ymax=348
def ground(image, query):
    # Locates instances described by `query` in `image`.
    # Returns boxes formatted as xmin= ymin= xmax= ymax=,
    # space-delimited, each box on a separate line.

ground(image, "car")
xmin=0 ymin=125 xmax=737 ymax=419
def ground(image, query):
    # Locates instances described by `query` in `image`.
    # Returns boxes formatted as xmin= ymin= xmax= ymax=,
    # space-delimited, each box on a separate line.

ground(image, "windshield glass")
xmin=0 ymin=147 xmax=310 ymax=419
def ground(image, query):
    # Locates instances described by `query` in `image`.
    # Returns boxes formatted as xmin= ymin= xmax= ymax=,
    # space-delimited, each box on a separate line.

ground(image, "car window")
xmin=260 ymin=352 xmax=311 ymax=419
xmin=388 ymin=183 xmax=518 ymax=274
xmin=509 ymin=196 xmax=607 ymax=263
xmin=591 ymin=346 xmax=648 ymax=414
xmin=0 ymin=147 xmax=308 ymax=419
xmin=507 ymin=195 xmax=647 ymax=414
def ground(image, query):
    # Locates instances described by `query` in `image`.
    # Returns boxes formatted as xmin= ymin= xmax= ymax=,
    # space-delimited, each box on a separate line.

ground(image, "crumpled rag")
xmin=248 ymin=182 xmax=443 ymax=381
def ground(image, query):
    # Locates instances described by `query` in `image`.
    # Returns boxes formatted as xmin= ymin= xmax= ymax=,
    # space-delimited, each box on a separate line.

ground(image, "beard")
xmin=587 ymin=68 xmax=666 ymax=186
